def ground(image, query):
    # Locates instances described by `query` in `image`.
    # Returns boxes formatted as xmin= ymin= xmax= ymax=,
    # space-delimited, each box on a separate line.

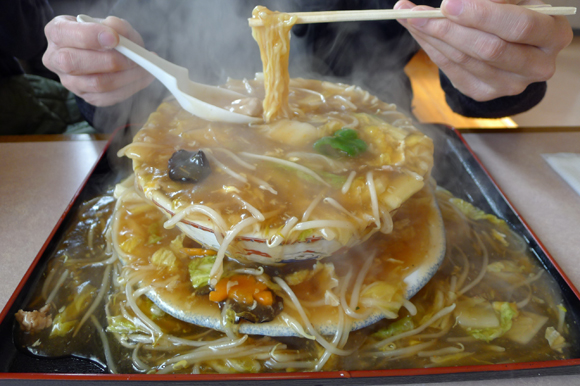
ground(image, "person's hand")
xmin=43 ymin=16 xmax=154 ymax=106
xmin=394 ymin=0 xmax=573 ymax=101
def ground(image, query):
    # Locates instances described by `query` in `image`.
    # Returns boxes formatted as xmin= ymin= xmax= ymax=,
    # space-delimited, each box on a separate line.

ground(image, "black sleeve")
xmin=0 ymin=0 xmax=53 ymax=60
xmin=75 ymin=96 xmax=96 ymax=127
xmin=439 ymin=71 xmax=547 ymax=118
xmin=0 ymin=0 xmax=53 ymax=77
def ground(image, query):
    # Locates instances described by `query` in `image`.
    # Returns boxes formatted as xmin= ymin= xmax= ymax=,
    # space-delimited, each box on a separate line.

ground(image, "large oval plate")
xmin=147 ymin=189 xmax=371 ymax=265
xmin=145 ymin=187 xmax=446 ymax=337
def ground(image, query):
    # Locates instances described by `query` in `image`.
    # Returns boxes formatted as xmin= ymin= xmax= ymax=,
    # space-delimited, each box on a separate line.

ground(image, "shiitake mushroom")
xmin=168 ymin=149 xmax=211 ymax=183
xmin=221 ymin=296 xmax=284 ymax=324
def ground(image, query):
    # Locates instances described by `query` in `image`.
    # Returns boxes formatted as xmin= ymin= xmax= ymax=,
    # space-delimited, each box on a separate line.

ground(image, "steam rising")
xmin=53 ymin=0 xmax=419 ymax=132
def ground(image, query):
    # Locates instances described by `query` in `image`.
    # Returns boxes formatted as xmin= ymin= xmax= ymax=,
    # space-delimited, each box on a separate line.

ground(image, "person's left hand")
xmin=394 ymin=0 xmax=573 ymax=101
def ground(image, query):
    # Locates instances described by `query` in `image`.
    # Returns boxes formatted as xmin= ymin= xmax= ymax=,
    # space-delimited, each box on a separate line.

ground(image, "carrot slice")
xmin=254 ymin=290 xmax=273 ymax=306
xmin=209 ymin=274 xmax=274 ymax=307
xmin=209 ymin=279 xmax=228 ymax=302
xmin=182 ymin=248 xmax=217 ymax=256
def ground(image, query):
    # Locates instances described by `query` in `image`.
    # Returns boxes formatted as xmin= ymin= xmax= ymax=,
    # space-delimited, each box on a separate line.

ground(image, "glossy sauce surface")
xmin=122 ymin=78 xmax=434 ymax=246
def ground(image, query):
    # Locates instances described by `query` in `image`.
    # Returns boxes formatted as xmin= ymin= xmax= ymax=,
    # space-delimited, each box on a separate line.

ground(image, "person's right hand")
xmin=43 ymin=16 xmax=154 ymax=106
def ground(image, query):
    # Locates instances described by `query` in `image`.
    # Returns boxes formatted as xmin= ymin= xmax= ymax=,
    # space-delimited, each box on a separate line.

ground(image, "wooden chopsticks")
xmin=248 ymin=5 xmax=577 ymax=27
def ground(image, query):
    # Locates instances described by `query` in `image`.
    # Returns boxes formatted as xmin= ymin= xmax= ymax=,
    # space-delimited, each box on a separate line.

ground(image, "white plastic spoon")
xmin=77 ymin=14 xmax=262 ymax=124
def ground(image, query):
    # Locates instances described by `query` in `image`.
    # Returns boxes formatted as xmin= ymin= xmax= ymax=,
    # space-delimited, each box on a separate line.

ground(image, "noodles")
xmin=273 ymin=276 xmax=355 ymax=356
xmin=369 ymin=304 xmax=457 ymax=350
xmin=341 ymin=171 xmax=357 ymax=194
xmin=16 ymin=180 xmax=573 ymax=374
xmin=457 ymin=232 xmax=488 ymax=296
xmin=44 ymin=269 xmax=69 ymax=306
xmin=232 ymin=194 xmax=265 ymax=221
xmin=164 ymin=204 xmax=228 ymax=234
xmin=210 ymin=217 xmax=261 ymax=285
xmin=250 ymin=6 xmax=297 ymax=121
xmin=90 ymin=315 xmax=117 ymax=374
xmin=366 ymin=171 xmax=381 ymax=229
xmin=240 ymin=152 xmax=330 ymax=187
xmin=323 ymin=197 xmax=363 ymax=224
xmin=73 ymin=264 xmax=112 ymax=337
xmin=301 ymin=194 xmax=323 ymax=222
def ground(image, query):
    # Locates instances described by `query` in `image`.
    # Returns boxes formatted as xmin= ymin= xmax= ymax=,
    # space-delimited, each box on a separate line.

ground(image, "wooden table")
xmin=1 ymin=129 xmax=579 ymax=384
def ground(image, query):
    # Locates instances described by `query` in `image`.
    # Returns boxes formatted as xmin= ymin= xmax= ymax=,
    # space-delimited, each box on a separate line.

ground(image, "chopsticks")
xmin=248 ymin=5 xmax=577 ymax=27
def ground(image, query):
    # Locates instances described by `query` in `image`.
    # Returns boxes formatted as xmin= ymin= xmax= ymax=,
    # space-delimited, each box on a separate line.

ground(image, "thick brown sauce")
xmin=124 ymin=79 xmax=433 ymax=240
xmin=113 ymin=185 xmax=437 ymax=325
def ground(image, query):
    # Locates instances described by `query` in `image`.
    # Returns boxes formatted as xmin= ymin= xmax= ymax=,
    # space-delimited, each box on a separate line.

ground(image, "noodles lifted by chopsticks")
xmin=250 ymin=6 xmax=297 ymax=122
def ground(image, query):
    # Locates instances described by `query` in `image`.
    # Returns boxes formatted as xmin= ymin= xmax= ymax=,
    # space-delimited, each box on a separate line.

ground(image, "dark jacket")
xmin=0 ymin=0 xmax=53 ymax=78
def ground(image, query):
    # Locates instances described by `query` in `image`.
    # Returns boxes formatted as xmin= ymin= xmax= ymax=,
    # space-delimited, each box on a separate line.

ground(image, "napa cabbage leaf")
xmin=467 ymin=302 xmax=518 ymax=342
xmin=188 ymin=254 xmax=216 ymax=288
xmin=372 ymin=316 xmax=414 ymax=340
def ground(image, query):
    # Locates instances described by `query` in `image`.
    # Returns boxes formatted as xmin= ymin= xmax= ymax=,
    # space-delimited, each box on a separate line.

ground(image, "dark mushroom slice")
xmin=221 ymin=296 xmax=284 ymax=324
xmin=168 ymin=149 xmax=211 ymax=183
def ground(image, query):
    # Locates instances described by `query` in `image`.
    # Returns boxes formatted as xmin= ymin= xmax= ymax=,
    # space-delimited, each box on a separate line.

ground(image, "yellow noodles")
xmin=250 ymin=6 xmax=297 ymax=122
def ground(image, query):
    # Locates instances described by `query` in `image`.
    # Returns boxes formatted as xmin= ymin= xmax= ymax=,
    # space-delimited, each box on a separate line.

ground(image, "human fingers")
xmin=44 ymin=15 xmax=119 ymax=50
xmin=43 ymin=15 xmax=142 ymax=77
xmin=59 ymin=66 xmax=154 ymax=97
xmin=100 ymin=16 xmax=145 ymax=46
xmin=46 ymin=45 xmax=142 ymax=76
xmin=407 ymin=27 xmax=532 ymax=100
xmin=400 ymin=6 xmax=555 ymax=81
xmin=72 ymin=72 xmax=155 ymax=107
xmin=43 ymin=15 xmax=153 ymax=105
xmin=395 ymin=1 xmax=533 ymax=99
xmin=440 ymin=0 xmax=572 ymax=52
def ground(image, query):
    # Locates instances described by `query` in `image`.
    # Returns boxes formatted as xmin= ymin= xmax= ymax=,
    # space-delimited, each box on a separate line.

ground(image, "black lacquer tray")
xmin=1 ymin=124 xmax=580 ymax=385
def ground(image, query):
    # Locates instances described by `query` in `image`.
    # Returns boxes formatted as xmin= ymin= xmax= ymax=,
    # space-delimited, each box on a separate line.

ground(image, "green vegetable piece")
xmin=147 ymin=221 xmax=165 ymax=244
xmin=313 ymin=128 xmax=367 ymax=158
xmin=50 ymin=284 xmax=96 ymax=338
xmin=188 ymin=254 xmax=217 ymax=289
xmin=545 ymin=326 xmax=566 ymax=352
xmin=372 ymin=316 xmax=414 ymax=340
xmin=106 ymin=315 xmax=139 ymax=335
xmin=146 ymin=297 xmax=166 ymax=319
xmin=50 ymin=316 xmax=76 ymax=337
xmin=150 ymin=248 xmax=178 ymax=271
xmin=449 ymin=198 xmax=506 ymax=226
xmin=468 ymin=302 xmax=518 ymax=342
xmin=297 ymin=229 xmax=315 ymax=242
xmin=223 ymin=307 xmax=237 ymax=331
xmin=557 ymin=304 xmax=567 ymax=313
xmin=336 ymin=128 xmax=358 ymax=140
